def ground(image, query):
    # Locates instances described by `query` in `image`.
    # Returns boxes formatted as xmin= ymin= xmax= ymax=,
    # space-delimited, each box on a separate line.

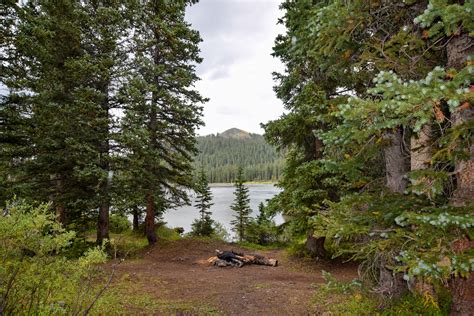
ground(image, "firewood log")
xmin=213 ymin=250 xmax=278 ymax=267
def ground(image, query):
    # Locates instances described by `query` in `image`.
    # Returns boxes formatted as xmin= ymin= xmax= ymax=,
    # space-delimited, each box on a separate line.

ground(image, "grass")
xmin=156 ymin=225 xmax=182 ymax=241
xmin=91 ymin=274 xmax=220 ymax=315
xmin=309 ymin=271 xmax=378 ymax=315
xmin=84 ymin=225 xmax=182 ymax=259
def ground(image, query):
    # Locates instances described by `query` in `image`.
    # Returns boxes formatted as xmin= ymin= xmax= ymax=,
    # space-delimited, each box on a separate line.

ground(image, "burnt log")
xmin=210 ymin=250 xmax=278 ymax=267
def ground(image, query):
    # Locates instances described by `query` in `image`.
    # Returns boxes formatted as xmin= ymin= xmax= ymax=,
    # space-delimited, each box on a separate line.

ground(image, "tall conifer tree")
xmin=119 ymin=0 xmax=205 ymax=244
xmin=191 ymin=168 xmax=214 ymax=236
xmin=230 ymin=167 xmax=251 ymax=242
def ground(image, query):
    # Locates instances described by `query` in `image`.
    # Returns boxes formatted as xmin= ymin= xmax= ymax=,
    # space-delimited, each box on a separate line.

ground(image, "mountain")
xmin=218 ymin=128 xmax=252 ymax=140
xmin=195 ymin=128 xmax=284 ymax=183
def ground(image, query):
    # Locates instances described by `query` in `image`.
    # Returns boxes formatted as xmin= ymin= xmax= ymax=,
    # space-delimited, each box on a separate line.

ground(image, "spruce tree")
xmin=79 ymin=1 xmax=130 ymax=244
xmin=256 ymin=202 xmax=267 ymax=225
xmin=230 ymin=167 xmax=251 ymax=242
xmin=266 ymin=0 xmax=473 ymax=305
xmin=118 ymin=0 xmax=205 ymax=245
xmin=190 ymin=168 xmax=214 ymax=236
xmin=0 ymin=1 xmax=103 ymax=224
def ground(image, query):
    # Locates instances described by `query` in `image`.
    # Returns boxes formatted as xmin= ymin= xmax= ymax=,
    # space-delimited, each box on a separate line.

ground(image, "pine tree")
xmin=118 ymin=0 xmax=205 ymax=245
xmin=256 ymin=202 xmax=267 ymax=225
xmin=230 ymin=167 xmax=251 ymax=242
xmin=190 ymin=168 xmax=214 ymax=236
xmin=79 ymin=1 xmax=130 ymax=245
xmin=0 ymin=1 xmax=104 ymax=225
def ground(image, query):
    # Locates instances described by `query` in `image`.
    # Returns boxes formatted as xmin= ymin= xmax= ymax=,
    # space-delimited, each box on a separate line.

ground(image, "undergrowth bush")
xmin=313 ymin=271 xmax=451 ymax=315
xmin=109 ymin=214 xmax=131 ymax=233
xmin=0 ymin=200 xmax=108 ymax=315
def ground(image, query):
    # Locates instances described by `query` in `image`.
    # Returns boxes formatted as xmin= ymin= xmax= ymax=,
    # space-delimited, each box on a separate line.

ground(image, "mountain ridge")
xmin=194 ymin=128 xmax=283 ymax=183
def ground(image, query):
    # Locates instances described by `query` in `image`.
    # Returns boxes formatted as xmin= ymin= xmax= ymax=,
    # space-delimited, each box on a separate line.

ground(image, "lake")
xmin=163 ymin=184 xmax=282 ymax=239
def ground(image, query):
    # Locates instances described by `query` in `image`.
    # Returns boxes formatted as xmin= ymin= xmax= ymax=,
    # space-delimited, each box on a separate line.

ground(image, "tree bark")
xmin=447 ymin=32 xmax=474 ymax=316
xmin=377 ymin=256 xmax=406 ymax=299
xmin=97 ymin=152 xmax=111 ymax=244
xmin=449 ymin=32 xmax=474 ymax=206
xmin=449 ymin=238 xmax=474 ymax=316
xmin=54 ymin=176 xmax=66 ymax=225
xmin=410 ymin=124 xmax=432 ymax=171
xmin=96 ymin=79 xmax=111 ymax=245
xmin=306 ymin=230 xmax=326 ymax=258
xmin=132 ymin=207 xmax=140 ymax=232
xmin=97 ymin=202 xmax=109 ymax=244
xmin=451 ymin=106 xmax=474 ymax=205
xmin=383 ymin=128 xmax=409 ymax=193
xmin=55 ymin=203 xmax=66 ymax=225
xmin=378 ymin=127 xmax=410 ymax=299
xmin=145 ymin=193 xmax=157 ymax=245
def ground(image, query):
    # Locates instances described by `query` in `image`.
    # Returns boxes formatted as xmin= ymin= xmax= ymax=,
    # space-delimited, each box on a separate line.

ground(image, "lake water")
xmin=163 ymin=184 xmax=282 ymax=238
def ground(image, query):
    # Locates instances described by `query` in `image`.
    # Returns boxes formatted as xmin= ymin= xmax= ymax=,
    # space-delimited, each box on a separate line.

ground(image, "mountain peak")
xmin=219 ymin=128 xmax=252 ymax=139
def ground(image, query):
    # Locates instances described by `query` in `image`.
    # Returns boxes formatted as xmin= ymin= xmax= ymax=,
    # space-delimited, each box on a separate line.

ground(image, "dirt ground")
xmin=104 ymin=238 xmax=359 ymax=315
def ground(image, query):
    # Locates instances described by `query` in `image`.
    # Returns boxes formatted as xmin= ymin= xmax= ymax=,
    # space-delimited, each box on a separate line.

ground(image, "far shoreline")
xmin=210 ymin=181 xmax=277 ymax=187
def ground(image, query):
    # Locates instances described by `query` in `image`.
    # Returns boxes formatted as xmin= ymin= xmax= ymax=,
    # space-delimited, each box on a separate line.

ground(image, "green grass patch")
xmin=156 ymin=225 xmax=182 ymax=241
xmin=91 ymin=275 xmax=220 ymax=315
xmin=109 ymin=232 xmax=149 ymax=258
xmin=310 ymin=271 xmax=378 ymax=315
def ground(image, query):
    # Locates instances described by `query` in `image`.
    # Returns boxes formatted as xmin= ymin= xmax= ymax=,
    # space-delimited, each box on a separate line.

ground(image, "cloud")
xmin=185 ymin=0 xmax=286 ymax=135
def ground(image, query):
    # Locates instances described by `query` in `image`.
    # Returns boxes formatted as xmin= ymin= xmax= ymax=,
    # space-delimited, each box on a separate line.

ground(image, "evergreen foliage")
xmin=266 ymin=0 xmax=473 ymax=306
xmin=230 ymin=167 xmax=252 ymax=242
xmin=0 ymin=0 xmax=205 ymax=246
xmin=246 ymin=202 xmax=278 ymax=245
xmin=195 ymin=130 xmax=284 ymax=183
xmin=116 ymin=0 xmax=205 ymax=244
xmin=190 ymin=168 xmax=214 ymax=237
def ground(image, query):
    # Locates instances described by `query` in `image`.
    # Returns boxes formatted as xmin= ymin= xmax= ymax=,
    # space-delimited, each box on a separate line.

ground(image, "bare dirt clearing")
xmin=101 ymin=239 xmax=358 ymax=315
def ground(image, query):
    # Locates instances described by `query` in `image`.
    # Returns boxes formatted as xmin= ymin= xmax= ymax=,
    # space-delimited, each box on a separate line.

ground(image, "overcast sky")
xmin=185 ymin=0 xmax=286 ymax=136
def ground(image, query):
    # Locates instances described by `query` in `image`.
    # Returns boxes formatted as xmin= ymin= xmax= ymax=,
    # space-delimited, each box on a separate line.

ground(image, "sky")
xmin=185 ymin=0 xmax=286 ymax=136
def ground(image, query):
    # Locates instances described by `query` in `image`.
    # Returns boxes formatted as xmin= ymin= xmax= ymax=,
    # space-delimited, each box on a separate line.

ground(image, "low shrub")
xmin=0 ymin=200 xmax=108 ymax=314
xmin=109 ymin=213 xmax=131 ymax=233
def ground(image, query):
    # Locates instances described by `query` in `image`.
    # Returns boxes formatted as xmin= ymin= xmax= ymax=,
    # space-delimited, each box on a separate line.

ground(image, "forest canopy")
xmin=195 ymin=128 xmax=284 ymax=183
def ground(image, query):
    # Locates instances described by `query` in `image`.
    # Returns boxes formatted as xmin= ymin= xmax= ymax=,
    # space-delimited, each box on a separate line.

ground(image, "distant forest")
xmin=195 ymin=129 xmax=284 ymax=183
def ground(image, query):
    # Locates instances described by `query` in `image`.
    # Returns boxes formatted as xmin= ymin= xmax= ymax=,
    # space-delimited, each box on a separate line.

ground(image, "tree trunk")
xmin=378 ymin=127 xmax=410 ymax=299
xmin=96 ymin=164 xmax=111 ymax=245
xmin=54 ymin=176 xmax=66 ymax=225
xmin=306 ymin=230 xmax=326 ymax=258
xmin=447 ymin=33 xmax=474 ymax=71
xmin=145 ymin=193 xmax=157 ymax=245
xmin=132 ymin=207 xmax=139 ymax=232
xmin=96 ymin=202 xmax=109 ymax=244
xmin=383 ymin=128 xmax=409 ymax=193
xmin=409 ymin=124 xmax=440 ymax=298
xmin=95 ymin=78 xmax=111 ymax=245
xmin=410 ymin=124 xmax=432 ymax=171
xmin=377 ymin=256 xmax=406 ymax=300
xmin=55 ymin=203 xmax=66 ymax=225
xmin=447 ymin=32 xmax=474 ymax=316
xmin=451 ymin=106 xmax=474 ymax=205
